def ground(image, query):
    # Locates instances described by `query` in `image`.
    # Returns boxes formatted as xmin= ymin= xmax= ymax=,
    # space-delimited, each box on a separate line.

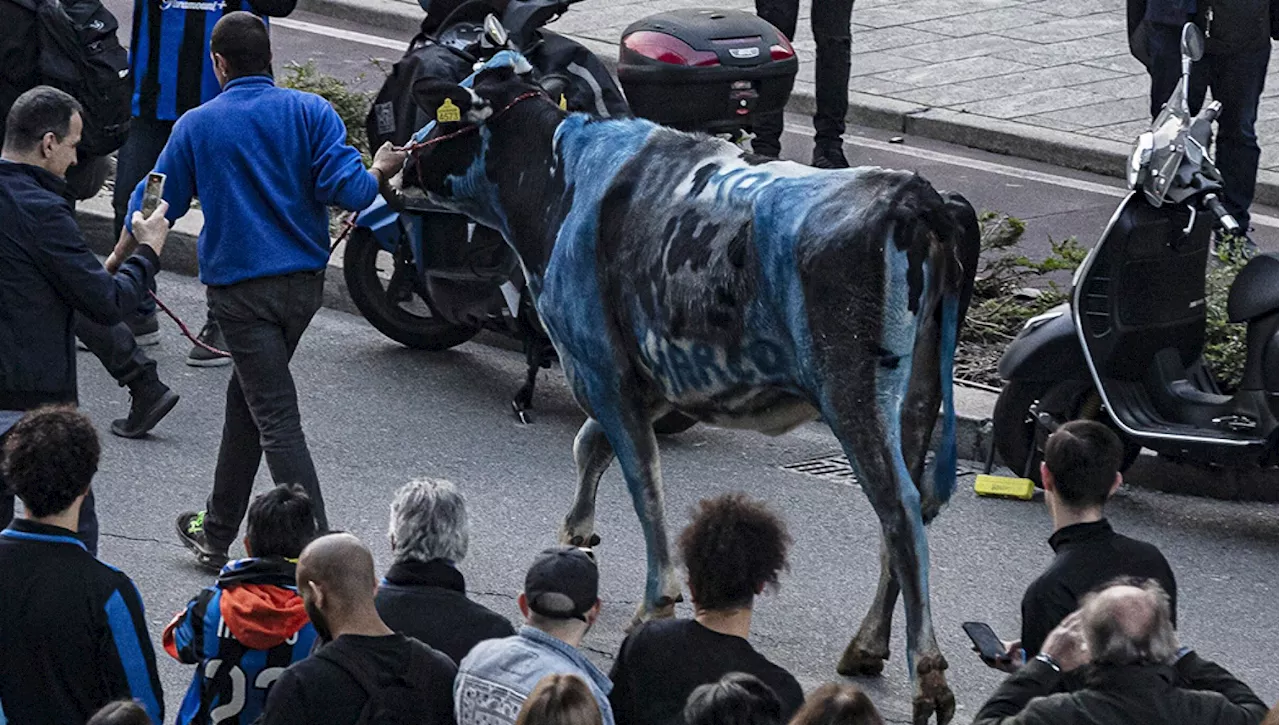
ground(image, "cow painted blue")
xmin=405 ymin=55 xmax=980 ymax=725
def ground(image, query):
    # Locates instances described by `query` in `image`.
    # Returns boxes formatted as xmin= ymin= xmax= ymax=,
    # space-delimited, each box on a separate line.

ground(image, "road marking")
xmin=274 ymin=15 xmax=1280 ymax=230
xmin=273 ymin=17 xmax=407 ymax=51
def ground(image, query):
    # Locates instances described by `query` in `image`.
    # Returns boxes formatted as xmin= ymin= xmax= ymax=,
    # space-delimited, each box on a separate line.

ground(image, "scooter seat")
xmin=1227 ymin=253 xmax=1278 ymax=323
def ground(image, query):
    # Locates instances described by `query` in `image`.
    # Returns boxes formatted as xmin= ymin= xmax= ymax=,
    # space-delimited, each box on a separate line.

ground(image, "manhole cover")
xmin=781 ymin=453 xmax=859 ymax=486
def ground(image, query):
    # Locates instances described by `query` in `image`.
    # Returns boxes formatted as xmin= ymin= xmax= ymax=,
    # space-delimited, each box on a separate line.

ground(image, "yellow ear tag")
xmin=558 ymin=94 xmax=567 ymax=111
xmin=436 ymin=98 xmax=462 ymax=123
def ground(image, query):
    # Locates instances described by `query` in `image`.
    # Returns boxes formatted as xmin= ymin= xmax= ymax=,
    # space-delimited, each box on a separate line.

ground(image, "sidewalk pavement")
xmin=297 ymin=0 xmax=1279 ymax=206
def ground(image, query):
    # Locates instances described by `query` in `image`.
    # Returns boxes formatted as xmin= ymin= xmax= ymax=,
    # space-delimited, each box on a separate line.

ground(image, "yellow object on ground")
xmin=974 ymin=474 xmax=1035 ymax=500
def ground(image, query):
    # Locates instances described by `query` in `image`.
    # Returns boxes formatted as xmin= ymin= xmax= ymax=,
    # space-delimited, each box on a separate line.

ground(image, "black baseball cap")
xmin=524 ymin=545 xmax=599 ymax=621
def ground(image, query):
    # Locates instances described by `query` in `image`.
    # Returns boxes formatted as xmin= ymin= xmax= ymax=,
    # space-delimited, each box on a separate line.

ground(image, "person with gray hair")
xmin=375 ymin=478 xmax=514 ymax=663
xmin=974 ymin=579 xmax=1267 ymax=725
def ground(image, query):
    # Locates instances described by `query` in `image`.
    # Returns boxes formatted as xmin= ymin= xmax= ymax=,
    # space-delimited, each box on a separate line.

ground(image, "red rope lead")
xmin=148 ymin=290 xmax=232 ymax=359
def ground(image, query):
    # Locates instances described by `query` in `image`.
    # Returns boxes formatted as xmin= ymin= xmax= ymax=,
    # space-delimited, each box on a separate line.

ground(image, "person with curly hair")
xmin=515 ymin=674 xmax=604 ymax=725
xmin=788 ymin=684 xmax=883 ymax=725
xmin=0 ymin=407 xmax=164 ymax=725
xmin=609 ymin=493 xmax=803 ymax=725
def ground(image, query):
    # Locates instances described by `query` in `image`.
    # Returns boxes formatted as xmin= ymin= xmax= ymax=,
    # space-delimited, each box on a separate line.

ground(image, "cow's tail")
xmin=901 ymin=179 xmax=980 ymax=516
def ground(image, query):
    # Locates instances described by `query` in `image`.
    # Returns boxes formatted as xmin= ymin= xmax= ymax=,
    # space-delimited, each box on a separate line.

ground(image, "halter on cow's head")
xmin=405 ymin=51 xmax=559 ymax=198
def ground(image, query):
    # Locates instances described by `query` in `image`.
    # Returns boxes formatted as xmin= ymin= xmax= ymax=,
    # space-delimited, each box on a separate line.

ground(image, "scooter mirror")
xmin=1180 ymin=23 xmax=1204 ymax=63
xmin=484 ymin=13 xmax=509 ymax=48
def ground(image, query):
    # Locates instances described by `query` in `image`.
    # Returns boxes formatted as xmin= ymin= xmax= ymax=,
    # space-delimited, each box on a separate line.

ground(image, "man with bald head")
xmin=259 ymin=533 xmax=457 ymax=725
xmin=974 ymin=579 xmax=1267 ymax=725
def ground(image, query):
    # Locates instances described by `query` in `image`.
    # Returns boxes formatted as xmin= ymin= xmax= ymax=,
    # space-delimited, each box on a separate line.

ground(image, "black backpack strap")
xmin=314 ymin=643 xmax=385 ymax=701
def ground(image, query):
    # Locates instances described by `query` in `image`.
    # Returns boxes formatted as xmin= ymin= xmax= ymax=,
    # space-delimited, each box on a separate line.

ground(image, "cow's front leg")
xmin=560 ymin=418 xmax=614 ymax=548
xmin=838 ymin=535 xmax=899 ymax=676
xmin=597 ymin=406 xmax=682 ymax=628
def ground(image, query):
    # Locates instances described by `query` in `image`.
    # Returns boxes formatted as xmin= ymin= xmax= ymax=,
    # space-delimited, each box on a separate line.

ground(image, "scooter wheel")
xmin=343 ymin=227 xmax=479 ymax=351
xmin=992 ymin=380 xmax=1141 ymax=484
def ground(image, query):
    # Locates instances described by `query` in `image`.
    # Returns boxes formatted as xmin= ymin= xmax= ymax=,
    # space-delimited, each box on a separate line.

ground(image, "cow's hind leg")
xmin=838 ymin=536 xmax=899 ymax=676
xmin=840 ymin=260 xmax=953 ymax=677
xmin=827 ymin=403 xmax=953 ymax=725
xmin=560 ymin=418 xmax=614 ymax=548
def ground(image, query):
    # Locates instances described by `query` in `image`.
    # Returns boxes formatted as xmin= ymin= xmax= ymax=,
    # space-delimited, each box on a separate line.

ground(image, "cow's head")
xmin=404 ymin=52 xmax=552 ymax=206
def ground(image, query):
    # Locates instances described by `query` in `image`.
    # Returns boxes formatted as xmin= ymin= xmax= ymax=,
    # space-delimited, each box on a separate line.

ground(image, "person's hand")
xmin=130 ymin=200 xmax=171 ymax=257
xmin=1041 ymin=610 xmax=1089 ymax=672
xmin=104 ymin=225 xmax=137 ymax=274
xmin=371 ymin=141 xmax=407 ymax=181
xmin=976 ymin=638 xmax=1024 ymax=673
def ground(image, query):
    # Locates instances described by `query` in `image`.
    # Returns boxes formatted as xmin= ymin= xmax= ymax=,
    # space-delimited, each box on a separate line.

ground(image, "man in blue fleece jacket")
xmin=119 ymin=11 xmax=406 ymax=570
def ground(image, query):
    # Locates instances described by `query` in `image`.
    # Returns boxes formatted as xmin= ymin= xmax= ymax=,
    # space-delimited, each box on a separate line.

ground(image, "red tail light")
xmin=623 ymin=30 xmax=719 ymax=67
xmin=769 ymin=32 xmax=795 ymax=61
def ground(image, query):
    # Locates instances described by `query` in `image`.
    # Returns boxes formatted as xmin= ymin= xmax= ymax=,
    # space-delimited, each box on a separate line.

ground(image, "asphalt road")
xmin=81 ymin=5 xmax=1279 ymax=722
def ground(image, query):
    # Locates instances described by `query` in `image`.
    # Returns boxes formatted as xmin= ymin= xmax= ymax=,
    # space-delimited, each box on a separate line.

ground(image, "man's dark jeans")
xmin=203 ymin=271 xmax=328 ymax=550
xmin=73 ymin=315 xmax=156 ymax=388
xmin=112 ymin=116 xmax=174 ymax=319
xmin=0 ymin=431 xmax=99 ymax=555
xmin=1148 ymin=30 xmax=1272 ymax=231
xmin=752 ymin=0 xmax=855 ymax=157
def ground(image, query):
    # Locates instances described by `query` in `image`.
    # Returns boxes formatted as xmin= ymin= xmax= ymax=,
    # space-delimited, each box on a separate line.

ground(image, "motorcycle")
xmin=345 ymin=0 xmax=796 ymax=428
xmin=992 ymin=23 xmax=1278 ymax=482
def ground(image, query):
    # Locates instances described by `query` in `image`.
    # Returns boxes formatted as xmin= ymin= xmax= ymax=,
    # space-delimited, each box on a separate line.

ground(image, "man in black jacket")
xmin=987 ymin=421 xmax=1177 ymax=668
xmin=0 ymin=86 xmax=170 ymax=552
xmin=0 ymin=407 xmax=165 ymax=724
xmin=974 ymin=580 xmax=1266 ymax=725
xmin=1129 ymin=0 xmax=1276 ymax=246
xmin=376 ymin=478 xmax=514 ymax=664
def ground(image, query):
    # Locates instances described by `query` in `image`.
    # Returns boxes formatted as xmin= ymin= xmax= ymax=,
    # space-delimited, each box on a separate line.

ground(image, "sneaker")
xmin=186 ymin=321 xmax=233 ymax=368
xmin=129 ymin=314 xmax=161 ymax=347
xmin=110 ymin=380 xmax=179 ymax=438
xmin=812 ymin=144 xmax=850 ymax=169
xmin=176 ymin=511 xmax=229 ymax=572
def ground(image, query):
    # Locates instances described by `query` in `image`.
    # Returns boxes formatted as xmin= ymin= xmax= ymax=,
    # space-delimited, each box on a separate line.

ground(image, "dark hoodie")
xmin=164 ymin=557 xmax=318 ymax=725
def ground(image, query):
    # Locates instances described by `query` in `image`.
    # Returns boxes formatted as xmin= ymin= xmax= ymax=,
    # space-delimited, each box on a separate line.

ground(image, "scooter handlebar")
xmin=1204 ymin=193 xmax=1240 ymax=234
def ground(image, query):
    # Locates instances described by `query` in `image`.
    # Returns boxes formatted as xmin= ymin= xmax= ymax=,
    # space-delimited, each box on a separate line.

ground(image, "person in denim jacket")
xmin=454 ymin=546 xmax=614 ymax=725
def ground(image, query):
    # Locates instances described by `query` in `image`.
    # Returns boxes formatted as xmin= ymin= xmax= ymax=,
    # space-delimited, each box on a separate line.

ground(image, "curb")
xmin=295 ymin=0 xmax=1279 ymax=207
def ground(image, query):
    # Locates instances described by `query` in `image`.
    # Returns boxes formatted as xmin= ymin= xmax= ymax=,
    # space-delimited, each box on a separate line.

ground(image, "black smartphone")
xmin=963 ymin=621 xmax=1008 ymax=662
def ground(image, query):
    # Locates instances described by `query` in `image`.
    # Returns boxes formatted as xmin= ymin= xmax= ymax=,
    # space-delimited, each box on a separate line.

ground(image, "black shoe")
xmin=129 ymin=314 xmax=161 ymax=347
xmin=110 ymin=380 xmax=179 ymax=438
xmin=186 ymin=321 xmax=232 ymax=368
xmin=176 ymin=511 xmax=229 ymax=573
xmin=812 ymin=145 xmax=850 ymax=169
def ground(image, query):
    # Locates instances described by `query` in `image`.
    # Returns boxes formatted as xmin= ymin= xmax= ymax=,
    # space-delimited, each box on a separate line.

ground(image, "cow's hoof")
xmin=626 ymin=596 xmax=679 ymax=633
xmin=836 ymin=641 xmax=889 ymax=677
xmin=912 ymin=654 xmax=954 ymax=725
xmin=562 ymin=533 xmax=601 ymax=548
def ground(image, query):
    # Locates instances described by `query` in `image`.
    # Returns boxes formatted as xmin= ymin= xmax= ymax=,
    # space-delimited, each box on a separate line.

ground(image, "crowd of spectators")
xmin=0 ymin=405 xmax=1272 ymax=725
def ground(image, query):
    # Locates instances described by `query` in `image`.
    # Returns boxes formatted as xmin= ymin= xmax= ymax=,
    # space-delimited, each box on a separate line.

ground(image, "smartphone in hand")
xmin=963 ymin=621 xmax=1010 ymax=664
xmin=141 ymin=172 xmax=166 ymax=217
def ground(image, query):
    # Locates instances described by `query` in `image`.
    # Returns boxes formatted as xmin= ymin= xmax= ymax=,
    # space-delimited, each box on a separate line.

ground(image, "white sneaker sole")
xmin=185 ymin=355 xmax=233 ymax=368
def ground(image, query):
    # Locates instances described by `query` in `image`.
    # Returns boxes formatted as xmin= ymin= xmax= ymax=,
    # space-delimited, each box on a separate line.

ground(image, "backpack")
xmin=314 ymin=640 xmax=435 ymax=725
xmin=7 ymin=0 xmax=131 ymax=156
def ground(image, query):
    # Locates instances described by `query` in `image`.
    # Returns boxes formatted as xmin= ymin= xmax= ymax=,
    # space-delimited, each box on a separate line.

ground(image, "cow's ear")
xmin=411 ymin=79 xmax=474 ymax=126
